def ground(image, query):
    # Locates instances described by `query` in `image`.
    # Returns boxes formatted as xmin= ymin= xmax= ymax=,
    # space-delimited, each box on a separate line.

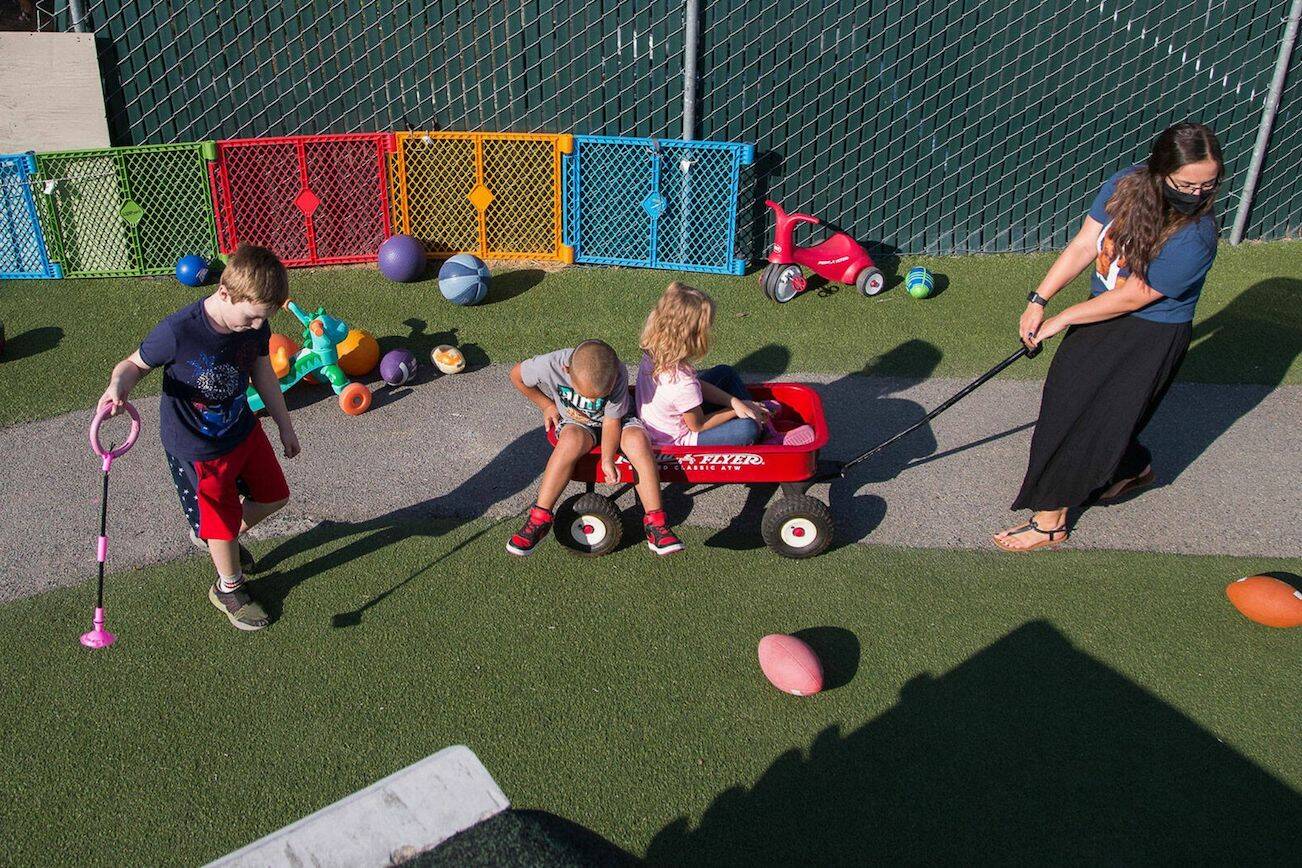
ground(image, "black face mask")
xmin=1163 ymin=183 xmax=1213 ymax=216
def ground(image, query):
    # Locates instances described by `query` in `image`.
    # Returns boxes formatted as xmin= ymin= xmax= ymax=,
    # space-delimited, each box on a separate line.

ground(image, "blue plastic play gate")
xmin=564 ymin=136 xmax=754 ymax=275
xmin=0 ymin=153 xmax=60 ymax=279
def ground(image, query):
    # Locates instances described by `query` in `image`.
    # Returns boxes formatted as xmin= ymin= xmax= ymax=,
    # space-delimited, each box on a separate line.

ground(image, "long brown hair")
xmin=640 ymin=281 xmax=715 ymax=378
xmin=1104 ymin=122 xmax=1223 ymax=280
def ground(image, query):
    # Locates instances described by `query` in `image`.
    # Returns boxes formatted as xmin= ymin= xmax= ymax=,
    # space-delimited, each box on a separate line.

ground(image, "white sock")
xmin=218 ymin=573 xmax=244 ymax=594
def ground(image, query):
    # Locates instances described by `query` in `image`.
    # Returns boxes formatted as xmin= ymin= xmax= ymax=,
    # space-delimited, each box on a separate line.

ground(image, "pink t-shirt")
xmin=636 ymin=352 xmax=702 ymax=446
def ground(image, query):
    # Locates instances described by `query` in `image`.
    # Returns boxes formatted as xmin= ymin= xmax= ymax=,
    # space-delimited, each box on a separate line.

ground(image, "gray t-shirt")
xmin=519 ymin=347 xmax=629 ymax=426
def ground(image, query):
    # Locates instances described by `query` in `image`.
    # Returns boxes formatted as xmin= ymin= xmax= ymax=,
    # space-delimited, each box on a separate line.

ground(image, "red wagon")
xmin=543 ymin=346 xmax=1039 ymax=559
xmin=548 ymin=382 xmax=837 ymax=559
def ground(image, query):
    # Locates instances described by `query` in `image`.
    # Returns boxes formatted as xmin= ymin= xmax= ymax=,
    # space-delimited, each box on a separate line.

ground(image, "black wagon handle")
xmin=834 ymin=342 xmax=1042 ymax=478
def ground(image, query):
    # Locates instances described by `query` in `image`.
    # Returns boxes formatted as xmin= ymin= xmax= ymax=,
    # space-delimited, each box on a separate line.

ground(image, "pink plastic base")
xmin=80 ymin=608 xmax=116 ymax=649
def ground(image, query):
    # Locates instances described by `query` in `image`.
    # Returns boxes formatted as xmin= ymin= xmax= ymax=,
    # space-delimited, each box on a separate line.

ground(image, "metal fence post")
xmin=1232 ymin=0 xmax=1302 ymax=244
xmin=68 ymin=0 xmax=90 ymax=32
xmin=682 ymin=0 xmax=699 ymax=140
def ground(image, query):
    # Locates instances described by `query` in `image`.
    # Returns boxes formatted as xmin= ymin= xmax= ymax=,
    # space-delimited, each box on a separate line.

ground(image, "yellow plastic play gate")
xmin=394 ymin=132 xmax=573 ymax=262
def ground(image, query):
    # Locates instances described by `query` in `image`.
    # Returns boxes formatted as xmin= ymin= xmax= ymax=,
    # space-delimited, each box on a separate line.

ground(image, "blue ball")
xmin=906 ymin=266 xmax=935 ymax=299
xmin=175 ymin=255 xmax=210 ymax=287
xmin=438 ymin=254 xmax=490 ymax=306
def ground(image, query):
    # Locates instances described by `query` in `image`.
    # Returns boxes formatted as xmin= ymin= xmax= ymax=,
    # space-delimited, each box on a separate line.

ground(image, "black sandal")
xmin=994 ymin=519 xmax=1069 ymax=552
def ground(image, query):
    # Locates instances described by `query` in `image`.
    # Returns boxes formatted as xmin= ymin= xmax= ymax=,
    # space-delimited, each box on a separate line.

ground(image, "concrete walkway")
xmin=2 ymin=365 xmax=1298 ymax=602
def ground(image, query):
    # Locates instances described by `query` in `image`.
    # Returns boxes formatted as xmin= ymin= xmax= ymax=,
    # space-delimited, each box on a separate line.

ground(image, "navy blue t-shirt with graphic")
xmin=138 ymin=298 xmax=269 ymax=462
xmin=1088 ymin=165 xmax=1218 ymax=324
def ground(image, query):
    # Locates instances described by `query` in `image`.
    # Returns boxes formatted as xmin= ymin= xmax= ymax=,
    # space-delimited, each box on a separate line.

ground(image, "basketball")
xmin=438 ymin=254 xmax=490 ymax=305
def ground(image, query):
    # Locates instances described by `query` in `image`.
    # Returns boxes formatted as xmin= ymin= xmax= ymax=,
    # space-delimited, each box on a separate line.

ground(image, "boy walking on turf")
xmin=508 ymin=339 xmax=684 ymax=556
xmin=98 ymin=244 xmax=299 ymax=631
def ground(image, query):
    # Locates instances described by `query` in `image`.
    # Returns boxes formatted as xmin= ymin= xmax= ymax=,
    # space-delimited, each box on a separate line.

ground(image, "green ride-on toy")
xmin=247 ymin=300 xmax=373 ymax=416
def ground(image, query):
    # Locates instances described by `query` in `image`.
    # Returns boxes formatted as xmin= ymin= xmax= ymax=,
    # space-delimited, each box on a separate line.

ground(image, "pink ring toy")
xmin=90 ymin=401 xmax=141 ymax=465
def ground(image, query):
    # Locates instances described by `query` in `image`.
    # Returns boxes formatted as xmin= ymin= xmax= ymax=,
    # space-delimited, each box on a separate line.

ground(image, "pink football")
xmin=758 ymin=634 xmax=823 ymax=696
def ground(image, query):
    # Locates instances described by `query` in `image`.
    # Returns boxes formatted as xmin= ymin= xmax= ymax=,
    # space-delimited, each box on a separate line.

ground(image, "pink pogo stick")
xmin=82 ymin=401 xmax=141 ymax=649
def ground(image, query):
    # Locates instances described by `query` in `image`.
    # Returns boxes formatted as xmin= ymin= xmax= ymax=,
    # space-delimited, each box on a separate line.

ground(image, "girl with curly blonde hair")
xmin=636 ymin=282 xmax=813 ymax=447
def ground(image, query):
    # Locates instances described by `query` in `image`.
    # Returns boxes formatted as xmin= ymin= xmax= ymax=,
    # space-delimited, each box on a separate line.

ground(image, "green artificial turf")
xmin=1 ymin=519 xmax=1298 ymax=864
xmin=1 ymin=241 xmax=1299 ymax=426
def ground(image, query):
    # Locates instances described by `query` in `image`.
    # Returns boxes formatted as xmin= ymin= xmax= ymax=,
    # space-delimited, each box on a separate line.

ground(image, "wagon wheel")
xmin=856 ymin=266 xmax=885 ymax=297
xmin=555 ymin=492 xmax=623 ymax=557
xmin=761 ymin=495 xmax=834 ymax=559
xmin=765 ymin=264 xmax=805 ymax=303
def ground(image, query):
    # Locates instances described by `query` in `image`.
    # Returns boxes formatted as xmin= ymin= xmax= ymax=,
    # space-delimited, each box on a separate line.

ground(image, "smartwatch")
xmin=1027 ymin=291 xmax=1048 ymax=307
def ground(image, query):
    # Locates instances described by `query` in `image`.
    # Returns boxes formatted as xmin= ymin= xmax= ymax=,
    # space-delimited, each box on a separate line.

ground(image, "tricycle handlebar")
xmin=764 ymin=200 xmax=820 ymax=226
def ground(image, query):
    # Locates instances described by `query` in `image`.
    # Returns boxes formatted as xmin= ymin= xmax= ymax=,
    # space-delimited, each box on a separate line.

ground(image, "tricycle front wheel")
xmin=555 ymin=492 xmax=622 ymax=557
xmin=762 ymin=263 xmax=805 ymax=303
xmin=762 ymin=495 xmax=834 ymax=558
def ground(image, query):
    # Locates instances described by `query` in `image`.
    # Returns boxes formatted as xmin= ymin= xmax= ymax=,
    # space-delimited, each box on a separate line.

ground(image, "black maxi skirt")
xmin=1012 ymin=314 xmax=1192 ymax=511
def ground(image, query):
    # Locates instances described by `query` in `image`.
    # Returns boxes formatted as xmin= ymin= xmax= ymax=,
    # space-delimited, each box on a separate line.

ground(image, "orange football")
xmin=1226 ymin=575 xmax=1302 ymax=628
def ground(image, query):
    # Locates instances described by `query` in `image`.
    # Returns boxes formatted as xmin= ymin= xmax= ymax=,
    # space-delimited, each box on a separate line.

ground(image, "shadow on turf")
xmin=481 ymin=268 xmax=545 ymax=305
xmin=646 ymin=620 xmax=1302 ymax=865
xmin=252 ymin=427 xmax=550 ymax=625
xmin=0 ymin=326 xmax=63 ymax=363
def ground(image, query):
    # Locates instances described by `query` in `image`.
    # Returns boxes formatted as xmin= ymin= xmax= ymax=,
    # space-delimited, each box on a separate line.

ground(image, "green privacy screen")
xmin=63 ymin=0 xmax=1299 ymax=252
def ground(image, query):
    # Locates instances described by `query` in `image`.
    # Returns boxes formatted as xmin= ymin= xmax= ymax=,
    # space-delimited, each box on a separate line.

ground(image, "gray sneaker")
xmin=208 ymin=583 xmax=270 ymax=631
xmin=190 ymin=529 xmax=257 ymax=573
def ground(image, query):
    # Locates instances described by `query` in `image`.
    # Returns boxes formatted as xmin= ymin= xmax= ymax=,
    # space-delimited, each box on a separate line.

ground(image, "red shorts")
xmin=165 ymin=424 xmax=289 ymax=542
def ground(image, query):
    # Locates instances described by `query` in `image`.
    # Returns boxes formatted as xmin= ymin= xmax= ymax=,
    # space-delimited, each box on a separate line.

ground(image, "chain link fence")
xmin=32 ymin=0 xmax=1302 ymax=254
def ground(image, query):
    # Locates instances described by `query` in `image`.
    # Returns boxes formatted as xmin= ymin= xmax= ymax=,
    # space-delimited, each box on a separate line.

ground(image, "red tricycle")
xmin=760 ymin=200 xmax=885 ymax=302
xmin=544 ymin=346 xmax=1040 ymax=559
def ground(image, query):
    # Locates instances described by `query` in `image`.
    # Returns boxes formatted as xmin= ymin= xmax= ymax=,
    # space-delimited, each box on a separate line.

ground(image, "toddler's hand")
xmin=731 ymin=397 xmax=770 ymax=422
xmin=280 ymin=426 xmax=301 ymax=459
xmin=542 ymin=404 xmax=562 ymax=432
xmin=601 ymin=457 xmax=619 ymax=484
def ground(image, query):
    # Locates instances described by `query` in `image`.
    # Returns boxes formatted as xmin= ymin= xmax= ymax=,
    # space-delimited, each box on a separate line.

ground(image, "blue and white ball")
xmin=380 ymin=348 xmax=418 ymax=386
xmin=905 ymin=266 xmax=935 ymax=299
xmin=438 ymin=254 xmax=490 ymax=306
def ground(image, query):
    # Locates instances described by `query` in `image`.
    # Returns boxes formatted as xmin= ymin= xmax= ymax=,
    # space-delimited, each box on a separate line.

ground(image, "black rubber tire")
xmin=555 ymin=492 xmax=623 ymax=557
xmin=856 ymin=266 xmax=886 ymax=297
xmin=760 ymin=263 xmax=779 ymax=301
xmin=761 ymin=495 xmax=834 ymax=559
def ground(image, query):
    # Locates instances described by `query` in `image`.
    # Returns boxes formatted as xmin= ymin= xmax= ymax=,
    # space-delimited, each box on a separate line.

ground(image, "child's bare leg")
xmin=622 ymin=426 xmax=683 ymax=554
xmin=536 ymin=425 xmax=592 ymax=510
xmin=620 ymin=426 xmax=663 ymax=512
xmin=207 ymin=538 xmax=242 ymax=577
xmin=240 ymin=496 xmax=288 ymax=534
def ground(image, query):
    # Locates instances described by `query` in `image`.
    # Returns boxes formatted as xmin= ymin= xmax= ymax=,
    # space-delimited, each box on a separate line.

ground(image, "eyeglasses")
xmin=1167 ymin=176 xmax=1221 ymax=194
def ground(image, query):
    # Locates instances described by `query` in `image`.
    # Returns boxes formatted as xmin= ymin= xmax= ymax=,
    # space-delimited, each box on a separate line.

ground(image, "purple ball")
xmin=378 ymin=234 xmax=427 ymax=282
xmin=380 ymin=348 xmax=418 ymax=386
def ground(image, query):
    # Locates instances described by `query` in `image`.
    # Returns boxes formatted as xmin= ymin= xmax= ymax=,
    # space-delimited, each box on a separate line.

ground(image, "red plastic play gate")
xmin=210 ymin=134 xmax=393 ymax=267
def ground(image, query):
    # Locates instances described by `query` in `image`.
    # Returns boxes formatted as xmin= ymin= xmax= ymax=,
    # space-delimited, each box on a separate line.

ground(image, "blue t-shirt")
xmin=139 ymin=298 xmax=269 ymax=462
xmin=1087 ymin=166 xmax=1218 ymax=323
